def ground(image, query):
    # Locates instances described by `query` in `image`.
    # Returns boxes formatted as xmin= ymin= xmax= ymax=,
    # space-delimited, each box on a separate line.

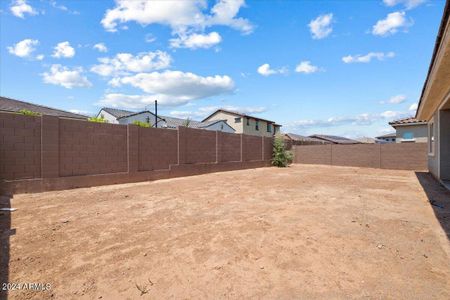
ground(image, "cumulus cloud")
xmin=372 ymin=11 xmax=412 ymax=36
xmin=42 ymin=64 xmax=92 ymax=89
xmin=10 ymin=0 xmax=37 ymax=18
xmin=7 ymin=39 xmax=41 ymax=59
xmin=101 ymin=0 xmax=253 ymax=35
xmin=100 ymin=70 xmax=235 ymax=107
xmin=295 ymin=61 xmax=319 ymax=74
xmin=342 ymin=52 xmax=395 ymax=63
xmin=383 ymin=0 xmax=425 ymax=9
xmin=52 ymin=41 xmax=75 ymax=58
xmin=409 ymin=103 xmax=418 ymax=111
xmin=169 ymin=105 xmax=266 ymax=119
xmin=93 ymin=43 xmax=108 ymax=53
xmin=289 ymin=111 xmax=410 ymax=129
xmin=170 ymin=31 xmax=222 ymax=49
xmin=257 ymin=63 xmax=287 ymax=76
xmin=91 ymin=51 xmax=172 ymax=77
xmin=308 ymin=13 xmax=333 ymax=39
xmin=380 ymin=94 xmax=407 ymax=104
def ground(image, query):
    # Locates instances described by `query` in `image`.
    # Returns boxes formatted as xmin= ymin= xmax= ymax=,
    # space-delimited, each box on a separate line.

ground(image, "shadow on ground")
xmin=415 ymin=172 xmax=450 ymax=241
xmin=0 ymin=195 xmax=12 ymax=300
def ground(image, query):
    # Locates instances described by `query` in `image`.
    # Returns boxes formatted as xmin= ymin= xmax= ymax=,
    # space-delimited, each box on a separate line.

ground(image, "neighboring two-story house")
xmin=96 ymin=107 xmax=235 ymax=133
xmin=388 ymin=117 xmax=428 ymax=143
xmin=202 ymin=109 xmax=281 ymax=137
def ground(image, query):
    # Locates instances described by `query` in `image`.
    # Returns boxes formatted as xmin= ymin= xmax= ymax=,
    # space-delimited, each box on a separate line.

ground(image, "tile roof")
xmin=308 ymin=134 xmax=360 ymax=144
xmin=388 ymin=117 xmax=427 ymax=126
xmin=376 ymin=132 xmax=396 ymax=139
xmin=102 ymin=107 xmax=137 ymax=118
xmin=285 ymin=133 xmax=324 ymax=142
xmin=0 ymin=96 xmax=88 ymax=119
xmin=202 ymin=108 xmax=279 ymax=124
xmin=99 ymin=107 xmax=230 ymax=130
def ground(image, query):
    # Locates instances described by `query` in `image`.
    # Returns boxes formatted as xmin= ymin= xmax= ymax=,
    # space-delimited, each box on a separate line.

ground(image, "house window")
xmin=235 ymin=117 xmax=241 ymax=123
xmin=402 ymin=132 xmax=414 ymax=140
xmin=428 ymin=121 xmax=435 ymax=155
xmin=221 ymin=124 xmax=224 ymax=130
xmin=267 ymin=123 xmax=272 ymax=132
xmin=145 ymin=116 xmax=150 ymax=124
xmin=100 ymin=114 xmax=104 ymax=118
xmin=246 ymin=118 xmax=250 ymax=126
xmin=255 ymin=120 xmax=259 ymax=131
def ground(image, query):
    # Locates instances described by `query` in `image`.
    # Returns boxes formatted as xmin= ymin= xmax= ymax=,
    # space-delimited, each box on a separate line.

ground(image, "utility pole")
xmin=155 ymin=99 xmax=158 ymax=128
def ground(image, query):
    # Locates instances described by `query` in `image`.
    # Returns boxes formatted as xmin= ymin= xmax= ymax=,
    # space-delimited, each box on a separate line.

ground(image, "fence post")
xmin=41 ymin=115 xmax=59 ymax=178
xmin=178 ymin=126 xmax=187 ymax=165
xmin=127 ymin=124 xmax=139 ymax=173
xmin=216 ymin=131 xmax=221 ymax=163
xmin=240 ymin=134 xmax=244 ymax=162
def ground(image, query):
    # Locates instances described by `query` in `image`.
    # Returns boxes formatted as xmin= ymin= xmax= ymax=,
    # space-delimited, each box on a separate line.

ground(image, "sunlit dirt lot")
xmin=1 ymin=164 xmax=450 ymax=299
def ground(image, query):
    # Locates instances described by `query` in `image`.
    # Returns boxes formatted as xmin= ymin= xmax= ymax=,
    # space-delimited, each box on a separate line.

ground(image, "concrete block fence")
xmin=0 ymin=112 xmax=273 ymax=194
xmin=292 ymin=143 xmax=428 ymax=170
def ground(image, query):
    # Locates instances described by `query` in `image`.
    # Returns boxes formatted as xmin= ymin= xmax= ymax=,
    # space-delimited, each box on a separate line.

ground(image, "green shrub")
xmin=18 ymin=109 xmax=41 ymax=116
xmin=88 ymin=116 xmax=107 ymax=123
xmin=132 ymin=120 xmax=151 ymax=128
xmin=183 ymin=117 xmax=191 ymax=127
xmin=272 ymin=135 xmax=293 ymax=167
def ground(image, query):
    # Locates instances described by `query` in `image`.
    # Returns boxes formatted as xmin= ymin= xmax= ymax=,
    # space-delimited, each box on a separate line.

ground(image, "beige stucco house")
xmin=389 ymin=118 xmax=428 ymax=143
xmin=202 ymin=109 xmax=281 ymax=137
xmin=416 ymin=0 xmax=450 ymax=187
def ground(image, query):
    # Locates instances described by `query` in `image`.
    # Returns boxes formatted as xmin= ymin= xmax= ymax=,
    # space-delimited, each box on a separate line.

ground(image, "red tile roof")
xmin=388 ymin=117 xmax=427 ymax=126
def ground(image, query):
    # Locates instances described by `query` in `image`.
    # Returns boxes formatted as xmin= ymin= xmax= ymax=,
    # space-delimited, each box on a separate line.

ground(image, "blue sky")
xmin=0 ymin=0 xmax=445 ymax=138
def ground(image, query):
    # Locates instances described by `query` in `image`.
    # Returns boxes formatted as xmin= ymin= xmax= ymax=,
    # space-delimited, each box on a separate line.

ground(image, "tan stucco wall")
xmin=206 ymin=111 xmax=275 ymax=137
xmin=206 ymin=111 xmax=244 ymax=133
xmin=417 ymin=16 xmax=450 ymax=120
xmin=395 ymin=124 xmax=428 ymax=143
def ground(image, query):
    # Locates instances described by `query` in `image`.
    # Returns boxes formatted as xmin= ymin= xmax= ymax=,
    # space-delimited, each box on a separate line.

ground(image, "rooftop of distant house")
xmin=389 ymin=117 xmax=427 ymax=127
xmin=202 ymin=108 xmax=281 ymax=126
xmin=0 ymin=96 xmax=88 ymax=119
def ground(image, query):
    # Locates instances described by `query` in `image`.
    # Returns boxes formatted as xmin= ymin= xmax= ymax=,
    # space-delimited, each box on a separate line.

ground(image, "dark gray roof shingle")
xmin=0 ymin=96 xmax=88 ymax=119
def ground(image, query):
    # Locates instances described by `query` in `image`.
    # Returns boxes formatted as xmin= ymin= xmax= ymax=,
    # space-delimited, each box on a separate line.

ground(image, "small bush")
xmin=18 ymin=109 xmax=41 ymax=116
xmin=88 ymin=116 xmax=107 ymax=123
xmin=132 ymin=120 xmax=151 ymax=128
xmin=183 ymin=117 xmax=191 ymax=127
xmin=272 ymin=135 xmax=293 ymax=167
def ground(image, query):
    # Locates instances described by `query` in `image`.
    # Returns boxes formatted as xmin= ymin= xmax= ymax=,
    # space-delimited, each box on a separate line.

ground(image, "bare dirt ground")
xmin=1 ymin=165 xmax=450 ymax=299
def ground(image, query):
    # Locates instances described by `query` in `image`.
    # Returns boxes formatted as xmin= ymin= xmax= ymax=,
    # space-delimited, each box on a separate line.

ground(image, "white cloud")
xmin=372 ymin=11 xmax=412 ymax=36
xmin=101 ymin=0 xmax=253 ymax=34
xmin=145 ymin=33 xmax=157 ymax=43
xmin=290 ymin=110 xmax=410 ymax=129
xmin=101 ymin=70 xmax=235 ymax=107
xmin=36 ymin=54 xmax=44 ymax=60
xmin=52 ymin=41 xmax=75 ymax=58
xmin=169 ymin=105 xmax=266 ymax=119
xmin=409 ymin=103 xmax=418 ymax=111
xmin=257 ymin=63 xmax=287 ymax=76
xmin=7 ymin=39 xmax=39 ymax=58
xmin=91 ymin=50 xmax=172 ymax=77
xmin=308 ymin=13 xmax=333 ymax=39
xmin=42 ymin=64 xmax=92 ymax=89
xmin=10 ymin=0 xmax=37 ymax=18
xmin=383 ymin=0 xmax=425 ymax=9
xmin=170 ymin=31 xmax=222 ymax=49
xmin=387 ymin=94 xmax=407 ymax=104
xmin=342 ymin=51 xmax=395 ymax=63
xmin=295 ymin=61 xmax=319 ymax=74
xmin=93 ymin=43 xmax=108 ymax=53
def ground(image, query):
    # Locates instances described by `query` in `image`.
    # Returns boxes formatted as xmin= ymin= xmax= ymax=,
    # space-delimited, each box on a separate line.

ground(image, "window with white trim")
xmin=428 ymin=120 xmax=435 ymax=155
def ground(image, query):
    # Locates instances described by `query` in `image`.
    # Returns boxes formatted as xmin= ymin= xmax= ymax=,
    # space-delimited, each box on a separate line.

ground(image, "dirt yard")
xmin=1 ymin=165 xmax=450 ymax=299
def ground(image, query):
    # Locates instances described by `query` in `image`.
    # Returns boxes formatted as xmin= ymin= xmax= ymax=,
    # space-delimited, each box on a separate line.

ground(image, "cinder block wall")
xmin=292 ymin=143 xmax=428 ymax=170
xmin=0 ymin=112 xmax=273 ymax=194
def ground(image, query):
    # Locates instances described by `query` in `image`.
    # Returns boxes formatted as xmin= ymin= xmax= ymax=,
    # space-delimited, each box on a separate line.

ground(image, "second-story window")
xmin=267 ymin=123 xmax=272 ymax=132
xmin=146 ymin=116 xmax=150 ymax=124
xmin=255 ymin=120 xmax=259 ymax=131
xmin=235 ymin=117 xmax=241 ymax=123
xmin=246 ymin=117 xmax=250 ymax=126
